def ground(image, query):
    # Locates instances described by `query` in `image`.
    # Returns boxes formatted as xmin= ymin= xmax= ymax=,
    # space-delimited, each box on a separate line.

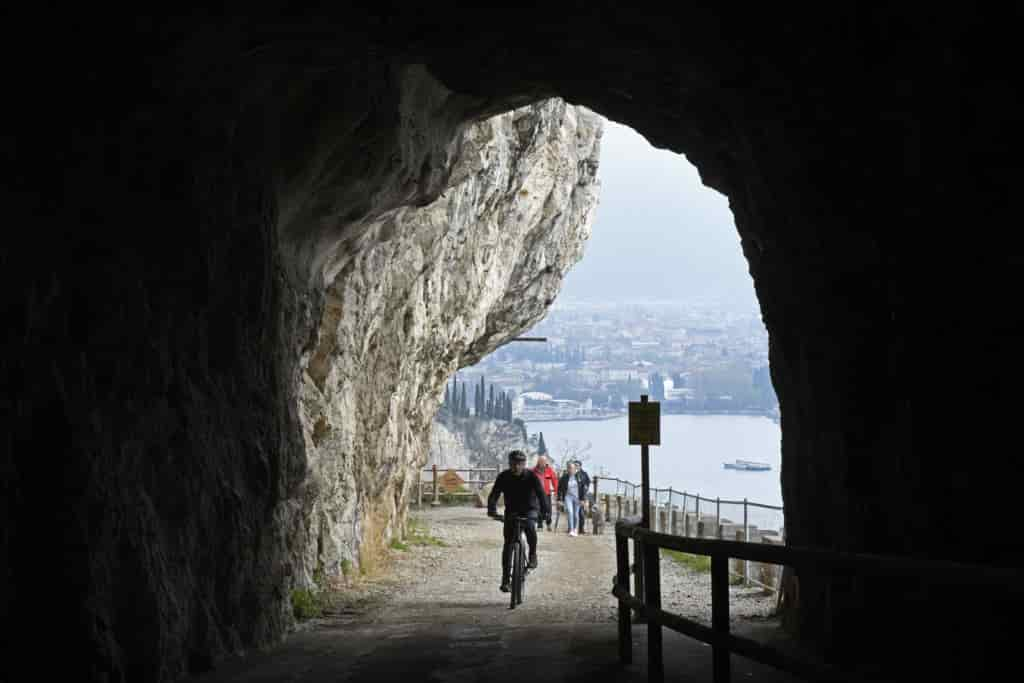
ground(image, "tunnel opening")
xmin=6 ymin=7 xmax=1023 ymax=683
xmin=417 ymin=111 xmax=788 ymax=659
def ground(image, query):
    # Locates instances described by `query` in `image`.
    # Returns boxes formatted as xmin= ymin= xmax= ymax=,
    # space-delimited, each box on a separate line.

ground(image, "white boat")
xmin=723 ymin=459 xmax=771 ymax=472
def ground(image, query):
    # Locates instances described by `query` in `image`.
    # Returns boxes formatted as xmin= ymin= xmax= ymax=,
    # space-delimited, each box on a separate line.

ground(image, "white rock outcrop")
xmin=427 ymin=415 xmax=530 ymax=472
xmin=298 ymin=97 xmax=602 ymax=581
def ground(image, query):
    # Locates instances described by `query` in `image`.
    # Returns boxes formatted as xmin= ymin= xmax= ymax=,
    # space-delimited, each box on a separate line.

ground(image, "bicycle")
xmin=491 ymin=513 xmax=529 ymax=608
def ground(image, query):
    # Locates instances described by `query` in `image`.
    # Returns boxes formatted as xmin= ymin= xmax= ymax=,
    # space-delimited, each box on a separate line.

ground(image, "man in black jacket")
xmin=487 ymin=450 xmax=551 ymax=592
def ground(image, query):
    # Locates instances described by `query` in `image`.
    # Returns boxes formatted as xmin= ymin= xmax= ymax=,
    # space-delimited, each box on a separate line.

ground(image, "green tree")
xmin=538 ymin=431 xmax=548 ymax=456
xmin=479 ymin=375 xmax=486 ymax=417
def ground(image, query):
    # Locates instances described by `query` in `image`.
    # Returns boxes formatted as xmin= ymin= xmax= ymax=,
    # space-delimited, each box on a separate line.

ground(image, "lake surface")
xmin=532 ymin=415 xmax=784 ymax=530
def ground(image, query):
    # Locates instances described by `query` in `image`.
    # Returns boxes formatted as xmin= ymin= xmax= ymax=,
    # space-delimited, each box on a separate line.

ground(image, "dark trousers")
xmin=501 ymin=515 xmax=537 ymax=581
xmin=538 ymin=494 xmax=554 ymax=530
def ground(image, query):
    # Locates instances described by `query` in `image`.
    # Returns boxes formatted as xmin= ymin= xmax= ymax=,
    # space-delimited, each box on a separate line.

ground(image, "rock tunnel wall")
xmin=3 ymin=40 xmax=600 ymax=680
xmin=297 ymin=93 xmax=601 ymax=584
xmin=5 ymin=6 xmax=1024 ymax=682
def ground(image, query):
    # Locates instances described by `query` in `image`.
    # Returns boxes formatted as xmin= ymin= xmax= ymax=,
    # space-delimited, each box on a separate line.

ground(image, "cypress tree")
xmin=538 ymin=431 xmax=548 ymax=455
xmin=473 ymin=383 xmax=480 ymax=417
xmin=479 ymin=376 xmax=486 ymax=416
xmin=444 ymin=384 xmax=450 ymax=407
xmin=460 ymin=383 xmax=467 ymax=417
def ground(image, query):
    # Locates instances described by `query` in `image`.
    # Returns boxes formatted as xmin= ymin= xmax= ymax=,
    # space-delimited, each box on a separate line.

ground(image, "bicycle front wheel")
xmin=514 ymin=539 xmax=526 ymax=606
xmin=510 ymin=541 xmax=521 ymax=608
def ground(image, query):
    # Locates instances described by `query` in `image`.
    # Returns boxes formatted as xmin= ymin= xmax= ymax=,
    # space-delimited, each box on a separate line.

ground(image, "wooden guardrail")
xmin=593 ymin=476 xmax=784 ymax=589
xmin=613 ymin=515 xmax=1024 ymax=683
xmin=416 ymin=465 xmax=498 ymax=506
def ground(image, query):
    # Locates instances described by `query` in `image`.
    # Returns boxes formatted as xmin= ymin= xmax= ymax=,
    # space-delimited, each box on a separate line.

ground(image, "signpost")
xmin=628 ymin=394 xmax=660 ymax=528
xmin=628 ymin=393 xmax=662 ymax=680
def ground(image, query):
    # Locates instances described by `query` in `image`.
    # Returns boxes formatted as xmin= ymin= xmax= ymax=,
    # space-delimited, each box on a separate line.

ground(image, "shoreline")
xmin=523 ymin=410 xmax=778 ymax=423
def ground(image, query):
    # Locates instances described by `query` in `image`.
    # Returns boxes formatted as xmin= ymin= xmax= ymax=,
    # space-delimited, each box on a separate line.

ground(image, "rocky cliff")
xmin=428 ymin=415 xmax=531 ymax=472
xmin=297 ymin=95 xmax=601 ymax=584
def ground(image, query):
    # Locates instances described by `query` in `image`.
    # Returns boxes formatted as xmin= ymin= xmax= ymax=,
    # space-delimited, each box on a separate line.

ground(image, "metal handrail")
xmin=613 ymin=516 xmax=1024 ymax=683
xmin=595 ymin=475 xmax=784 ymax=512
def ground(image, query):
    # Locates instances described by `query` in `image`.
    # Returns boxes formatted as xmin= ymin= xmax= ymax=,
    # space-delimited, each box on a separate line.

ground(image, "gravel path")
xmin=331 ymin=506 xmax=777 ymax=629
xmin=200 ymin=506 xmax=796 ymax=683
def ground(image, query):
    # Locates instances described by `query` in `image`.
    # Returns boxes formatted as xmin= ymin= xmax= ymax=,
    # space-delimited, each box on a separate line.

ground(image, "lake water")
xmin=531 ymin=415 xmax=784 ymax=531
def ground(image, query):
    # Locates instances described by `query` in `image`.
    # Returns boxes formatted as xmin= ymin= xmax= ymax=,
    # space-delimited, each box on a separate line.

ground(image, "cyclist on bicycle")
xmin=487 ymin=449 xmax=551 ymax=593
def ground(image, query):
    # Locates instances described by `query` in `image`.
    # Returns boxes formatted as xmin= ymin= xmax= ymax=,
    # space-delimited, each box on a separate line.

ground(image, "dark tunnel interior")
xmin=4 ymin=5 xmax=1023 ymax=681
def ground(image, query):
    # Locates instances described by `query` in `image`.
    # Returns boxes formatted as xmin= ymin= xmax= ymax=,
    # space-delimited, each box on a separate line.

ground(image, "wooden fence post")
xmin=616 ymin=532 xmax=632 ymax=664
xmin=645 ymin=540 xmax=664 ymax=682
xmin=734 ymin=529 xmax=746 ymax=583
xmin=743 ymin=498 xmax=750 ymax=585
xmin=663 ymin=489 xmax=671 ymax=536
xmin=716 ymin=497 xmax=722 ymax=539
xmin=712 ymin=554 xmax=731 ymax=683
xmin=431 ymin=463 xmax=440 ymax=507
xmin=633 ymin=538 xmax=646 ymax=624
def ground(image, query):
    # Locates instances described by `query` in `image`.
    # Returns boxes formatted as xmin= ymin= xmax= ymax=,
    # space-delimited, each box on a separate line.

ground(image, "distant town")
xmin=456 ymin=298 xmax=779 ymax=423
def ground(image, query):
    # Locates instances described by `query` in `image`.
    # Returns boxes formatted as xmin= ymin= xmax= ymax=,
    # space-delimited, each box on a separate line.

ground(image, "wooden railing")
xmin=613 ymin=515 xmax=1024 ymax=682
xmin=415 ymin=465 xmax=498 ymax=506
xmin=593 ymin=476 xmax=785 ymax=590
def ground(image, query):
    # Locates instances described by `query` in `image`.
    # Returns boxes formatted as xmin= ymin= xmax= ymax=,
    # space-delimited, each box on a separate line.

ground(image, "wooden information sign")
xmin=628 ymin=399 xmax=661 ymax=445
xmin=440 ymin=469 xmax=465 ymax=492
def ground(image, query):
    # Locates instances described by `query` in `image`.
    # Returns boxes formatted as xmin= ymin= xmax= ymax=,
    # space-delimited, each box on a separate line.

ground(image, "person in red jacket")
xmin=532 ymin=455 xmax=559 ymax=532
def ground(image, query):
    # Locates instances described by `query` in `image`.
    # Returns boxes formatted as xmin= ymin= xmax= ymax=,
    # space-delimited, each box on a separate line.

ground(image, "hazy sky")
xmin=558 ymin=118 xmax=757 ymax=310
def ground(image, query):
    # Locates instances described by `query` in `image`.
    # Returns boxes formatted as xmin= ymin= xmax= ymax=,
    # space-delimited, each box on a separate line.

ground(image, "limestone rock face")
xmin=297 ymin=96 xmax=601 ymax=581
xmin=427 ymin=416 xmax=530 ymax=472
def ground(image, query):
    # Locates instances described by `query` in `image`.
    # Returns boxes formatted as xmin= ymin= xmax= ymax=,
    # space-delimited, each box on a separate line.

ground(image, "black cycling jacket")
xmin=487 ymin=468 xmax=551 ymax=520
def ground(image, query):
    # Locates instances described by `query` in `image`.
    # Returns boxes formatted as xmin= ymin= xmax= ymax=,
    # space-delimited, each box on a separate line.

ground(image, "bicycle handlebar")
xmin=489 ymin=513 xmax=532 ymax=523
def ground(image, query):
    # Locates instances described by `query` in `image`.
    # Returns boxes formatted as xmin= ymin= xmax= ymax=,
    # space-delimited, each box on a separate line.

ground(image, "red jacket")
xmin=533 ymin=464 xmax=559 ymax=496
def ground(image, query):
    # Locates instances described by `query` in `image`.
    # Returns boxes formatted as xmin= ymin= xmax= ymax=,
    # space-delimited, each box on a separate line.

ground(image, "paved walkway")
xmin=194 ymin=507 xmax=799 ymax=682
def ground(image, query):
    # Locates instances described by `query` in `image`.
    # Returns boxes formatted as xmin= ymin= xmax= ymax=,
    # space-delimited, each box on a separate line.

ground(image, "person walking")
xmin=557 ymin=461 xmax=585 ymax=537
xmin=532 ymin=455 xmax=559 ymax=532
xmin=574 ymin=460 xmax=591 ymax=535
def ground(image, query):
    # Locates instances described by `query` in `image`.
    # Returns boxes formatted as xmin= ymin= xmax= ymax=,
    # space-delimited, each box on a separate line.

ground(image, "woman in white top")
xmin=557 ymin=461 xmax=584 ymax=537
